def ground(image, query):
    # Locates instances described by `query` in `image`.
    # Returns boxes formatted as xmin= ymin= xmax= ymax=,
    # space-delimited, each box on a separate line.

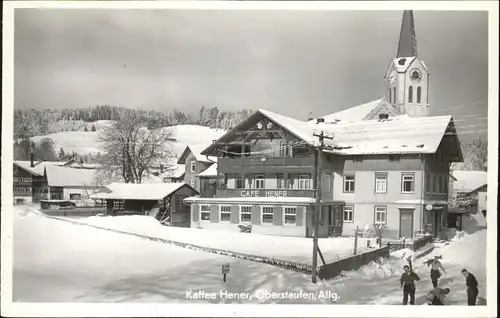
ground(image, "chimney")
xmin=30 ymin=153 xmax=35 ymax=167
xmin=316 ymin=118 xmax=325 ymax=124
xmin=378 ymin=113 xmax=389 ymax=121
xmin=308 ymin=112 xmax=314 ymax=121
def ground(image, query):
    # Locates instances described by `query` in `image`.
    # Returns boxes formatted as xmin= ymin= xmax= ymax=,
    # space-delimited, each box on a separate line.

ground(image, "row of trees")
xmin=14 ymin=105 xmax=254 ymax=139
xmin=451 ymin=138 xmax=488 ymax=171
xmin=14 ymin=138 xmax=98 ymax=164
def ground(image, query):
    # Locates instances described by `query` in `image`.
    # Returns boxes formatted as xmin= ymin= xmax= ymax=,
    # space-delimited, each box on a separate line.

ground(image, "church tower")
xmin=385 ymin=10 xmax=430 ymax=117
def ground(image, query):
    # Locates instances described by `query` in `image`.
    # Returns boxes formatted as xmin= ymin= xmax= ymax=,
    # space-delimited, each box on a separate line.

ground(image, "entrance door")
xmin=399 ymin=209 xmax=414 ymax=239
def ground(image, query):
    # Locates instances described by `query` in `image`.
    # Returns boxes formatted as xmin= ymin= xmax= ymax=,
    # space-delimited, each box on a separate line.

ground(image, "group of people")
xmin=399 ymin=256 xmax=480 ymax=306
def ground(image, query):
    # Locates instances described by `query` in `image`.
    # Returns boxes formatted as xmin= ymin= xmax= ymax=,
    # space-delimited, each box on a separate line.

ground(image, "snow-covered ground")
xmin=30 ymin=123 xmax=225 ymax=158
xmin=12 ymin=206 xmax=488 ymax=307
xmin=75 ymin=215 xmax=374 ymax=265
xmin=13 ymin=206 xmax=335 ymax=303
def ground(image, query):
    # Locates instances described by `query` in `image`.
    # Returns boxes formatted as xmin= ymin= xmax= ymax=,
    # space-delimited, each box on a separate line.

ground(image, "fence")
xmin=41 ymin=207 xmax=106 ymax=217
xmin=318 ymin=246 xmax=390 ymax=280
xmin=386 ymin=234 xmax=434 ymax=253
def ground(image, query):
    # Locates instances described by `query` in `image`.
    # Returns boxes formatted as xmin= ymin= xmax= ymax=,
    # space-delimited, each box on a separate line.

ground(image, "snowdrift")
xmin=13 ymin=206 xmax=334 ymax=303
xmin=78 ymin=215 xmax=371 ymax=265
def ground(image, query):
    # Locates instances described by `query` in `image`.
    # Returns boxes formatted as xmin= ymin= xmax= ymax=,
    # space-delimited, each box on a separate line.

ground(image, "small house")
xmin=91 ymin=182 xmax=198 ymax=227
xmin=177 ymin=145 xmax=217 ymax=191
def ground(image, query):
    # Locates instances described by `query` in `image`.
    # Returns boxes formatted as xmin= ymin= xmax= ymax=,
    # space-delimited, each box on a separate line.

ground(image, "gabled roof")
xmin=177 ymin=145 xmax=217 ymax=164
xmin=202 ymin=109 xmax=462 ymax=159
xmin=13 ymin=160 xmax=64 ymax=176
xmin=45 ymin=165 xmax=98 ymax=187
xmin=90 ymin=182 xmax=197 ymax=200
xmin=318 ymin=98 xmax=399 ymax=124
xmin=197 ymin=163 xmax=217 ymax=177
xmin=451 ymin=170 xmax=488 ymax=193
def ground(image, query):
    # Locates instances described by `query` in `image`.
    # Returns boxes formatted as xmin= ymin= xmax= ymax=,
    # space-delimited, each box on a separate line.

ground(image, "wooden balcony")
xmin=218 ymin=157 xmax=315 ymax=174
xmin=216 ymin=188 xmax=316 ymax=199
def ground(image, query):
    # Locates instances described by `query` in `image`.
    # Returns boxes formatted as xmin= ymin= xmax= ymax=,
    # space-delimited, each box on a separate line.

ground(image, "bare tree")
xmin=95 ymin=116 xmax=175 ymax=184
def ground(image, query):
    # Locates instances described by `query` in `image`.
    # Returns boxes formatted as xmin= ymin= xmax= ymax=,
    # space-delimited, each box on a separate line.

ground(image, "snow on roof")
xmin=188 ymin=145 xmax=218 ymax=163
xmin=197 ymin=163 xmax=217 ymax=177
xmin=46 ymin=165 xmax=98 ymax=187
xmin=258 ymin=109 xmax=316 ymax=144
xmin=393 ymin=56 xmax=416 ymax=72
xmin=452 ymin=170 xmax=488 ymax=193
xmin=165 ymin=164 xmax=185 ymax=178
xmin=91 ymin=182 xmax=189 ymax=200
xmin=13 ymin=160 xmax=65 ymax=176
xmin=318 ymin=115 xmax=453 ymax=155
xmin=319 ymin=99 xmax=386 ymax=123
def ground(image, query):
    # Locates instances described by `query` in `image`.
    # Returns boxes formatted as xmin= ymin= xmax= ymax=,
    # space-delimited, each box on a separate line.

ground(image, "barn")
xmin=91 ymin=182 xmax=198 ymax=227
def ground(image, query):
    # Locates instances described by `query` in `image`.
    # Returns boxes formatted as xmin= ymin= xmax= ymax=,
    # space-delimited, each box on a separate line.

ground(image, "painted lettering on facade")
xmin=240 ymin=190 xmax=288 ymax=197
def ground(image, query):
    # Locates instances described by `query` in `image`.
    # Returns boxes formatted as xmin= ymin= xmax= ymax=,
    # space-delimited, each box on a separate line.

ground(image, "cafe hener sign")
xmin=239 ymin=190 xmax=289 ymax=197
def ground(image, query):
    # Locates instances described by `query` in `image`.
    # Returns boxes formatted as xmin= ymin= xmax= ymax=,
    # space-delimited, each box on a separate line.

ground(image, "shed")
xmin=91 ymin=182 xmax=198 ymax=227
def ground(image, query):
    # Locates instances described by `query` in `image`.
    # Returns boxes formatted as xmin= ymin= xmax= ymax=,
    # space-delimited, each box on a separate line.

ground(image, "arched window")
xmin=389 ymin=88 xmax=392 ymax=103
xmin=417 ymin=87 xmax=422 ymax=103
xmin=408 ymin=86 xmax=413 ymax=103
xmin=393 ymin=87 xmax=397 ymax=104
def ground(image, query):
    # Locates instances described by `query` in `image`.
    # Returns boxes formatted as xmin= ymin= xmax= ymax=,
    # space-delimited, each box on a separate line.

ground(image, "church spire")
xmin=396 ymin=10 xmax=418 ymax=58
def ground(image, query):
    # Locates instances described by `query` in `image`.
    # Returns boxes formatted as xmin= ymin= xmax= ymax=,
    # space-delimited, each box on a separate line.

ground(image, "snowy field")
xmin=12 ymin=206 xmax=488 ymax=306
xmin=75 ymin=215 xmax=374 ymax=265
xmin=30 ymin=123 xmax=225 ymax=157
xmin=12 ymin=206 xmax=334 ymax=304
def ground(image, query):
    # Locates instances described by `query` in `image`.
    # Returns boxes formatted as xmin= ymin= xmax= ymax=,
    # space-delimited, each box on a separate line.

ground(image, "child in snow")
xmin=426 ymin=287 xmax=450 ymax=305
xmin=400 ymin=263 xmax=420 ymax=305
xmin=426 ymin=256 xmax=446 ymax=288
xmin=461 ymin=269 xmax=479 ymax=306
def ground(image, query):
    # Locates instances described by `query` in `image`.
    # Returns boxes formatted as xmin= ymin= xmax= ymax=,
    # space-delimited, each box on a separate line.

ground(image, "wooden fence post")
xmin=354 ymin=226 xmax=358 ymax=255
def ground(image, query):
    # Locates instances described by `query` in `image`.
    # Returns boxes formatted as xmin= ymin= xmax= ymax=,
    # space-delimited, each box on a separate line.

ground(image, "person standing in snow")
xmin=461 ymin=269 xmax=479 ymax=306
xmin=400 ymin=260 xmax=420 ymax=305
xmin=426 ymin=287 xmax=450 ymax=305
xmin=426 ymin=256 xmax=446 ymax=288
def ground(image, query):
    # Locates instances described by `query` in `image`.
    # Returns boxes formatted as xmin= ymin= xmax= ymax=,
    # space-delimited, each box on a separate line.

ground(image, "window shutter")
xmin=251 ymin=205 xmax=260 ymax=225
xmin=192 ymin=204 xmax=199 ymax=222
xmin=230 ymin=205 xmax=238 ymax=224
xmin=273 ymin=206 xmax=283 ymax=226
xmin=296 ymin=206 xmax=304 ymax=226
xmin=210 ymin=204 xmax=218 ymax=223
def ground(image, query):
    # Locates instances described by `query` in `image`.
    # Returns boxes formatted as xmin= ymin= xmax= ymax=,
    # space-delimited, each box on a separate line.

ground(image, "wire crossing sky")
xmin=14 ymin=9 xmax=488 ymax=139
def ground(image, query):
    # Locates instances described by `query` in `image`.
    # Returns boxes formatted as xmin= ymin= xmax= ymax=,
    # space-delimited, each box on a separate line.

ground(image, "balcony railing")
xmin=218 ymin=157 xmax=315 ymax=173
xmin=216 ymin=188 xmax=316 ymax=199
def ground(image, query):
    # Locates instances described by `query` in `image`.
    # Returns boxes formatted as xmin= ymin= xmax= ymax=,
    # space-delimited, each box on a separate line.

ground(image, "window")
xmin=343 ymin=205 xmax=354 ymax=222
xmin=353 ymin=155 xmax=363 ymax=162
xmin=425 ymin=173 xmax=431 ymax=193
xmin=235 ymin=175 xmax=244 ymax=189
xmin=408 ymin=86 xmax=413 ymax=103
xmin=299 ymin=174 xmax=310 ymax=190
xmin=438 ymin=175 xmax=443 ymax=194
xmin=69 ymin=193 xmax=82 ymax=200
xmin=190 ymin=160 xmax=196 ymax=173
xmin=375 ymin=206 xmax=387 ymax=224
xmin=389 ymin=88 xmax=392 ymax=103
xmin=14 ymin=177 xmax=32 ymax=183
xmin=239 ymin=205 xmax=252 ymax=223
xmin=283 ymin=207 xmax=297 ymax=225
xmin=417 ymin=87 xmax=422 ymax=103
xmin=323 ymin=174 xmax=331 ymax=192
xmin=444 ymin=176 xmax=449 ymax=193
xmin=277 ymin=173 xmax=284 ymax=189
xmin=219 ymin=205 xmax=231 ymax=222
xmin=254 ymin=174 xmax=265 ymax=189
xmin=375 ymin=173 xmax=387 ymax=193
xmin=13 ymin=187 xmax=31 ymax=193
xmin=200 ymin=205 xmax=211 ymax=221
xmin=190 ymin=179 xmax=195 ymax=188
xmin=402 ymin=173 xmax=415 ymax=193
xmin=279 ymin=142 xmax=293 ymax=157
xmin=389 ymin=154 xmax=401 ymax=161
xmin=343 ymin=174 xmax=355 ymax=193
xmin=261 ymin=206 xmax=274 ymax=224
xmin=393 ymin=87 xmax=396 ymax=103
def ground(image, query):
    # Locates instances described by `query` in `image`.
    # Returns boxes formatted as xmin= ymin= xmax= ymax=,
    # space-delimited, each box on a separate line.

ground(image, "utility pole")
xmin=311 ymin=130 xmax=333 ymax=283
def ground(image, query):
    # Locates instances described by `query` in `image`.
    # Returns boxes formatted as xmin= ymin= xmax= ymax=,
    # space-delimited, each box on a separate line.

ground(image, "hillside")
xmin=30 ymin=122 xmax=226 ymax=159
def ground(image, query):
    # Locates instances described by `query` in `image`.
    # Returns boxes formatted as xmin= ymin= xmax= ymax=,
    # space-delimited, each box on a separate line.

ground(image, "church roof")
xmin=397 ymin=10 xmax=418 ymax=58
xmin=317 ymin=98 xmax=399 ymax=123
